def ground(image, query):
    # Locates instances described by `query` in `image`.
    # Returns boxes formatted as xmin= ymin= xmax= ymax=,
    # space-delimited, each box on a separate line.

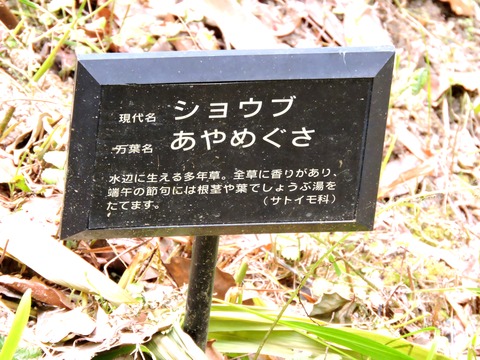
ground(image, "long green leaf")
xmin=210 ymin=330 xmax=339 ymax=359
xmin=0 ymin=289 xmax=32 ymax=360
xmin=280 ymin=320 xmax=414 ymax=360
xmin=209 ymin=304 xmax=452 ymax=360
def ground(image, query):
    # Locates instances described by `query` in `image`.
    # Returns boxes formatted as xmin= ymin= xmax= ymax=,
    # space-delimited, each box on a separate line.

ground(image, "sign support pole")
xmin=183 ymin=235 xmax=220 ymax=351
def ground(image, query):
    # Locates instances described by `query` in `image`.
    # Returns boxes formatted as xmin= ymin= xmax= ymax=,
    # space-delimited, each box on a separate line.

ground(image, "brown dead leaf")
xmin=251 ymin=1 xmax=303 ymax=38
xmin=206 ymin=340 xmax=225 ymax=360
xmin=0 ymin=275 xmax=73 ymax=309
xmin=191 ymin=0 xmax=281 ymax=49
xmin=0 ymin=157 xmax=16 ymax=183
xmin=445 ymin=293 xmax=472 ymax=330
xmin=432 ymin=70 xmax=480 ymax=101
xmin=36 ymin=307 xmax=96 ymax=343
xmin=306 ymin=0 xmax=345 ymax=46
xmin=396 ymin=125 xmax=429 ymax=161
xmin=108 ymin=0 xmax=160 ymax=52
xmin=455 ymin=127 xmax=479 ymax=169
xmin=430 ymin=69 xmax=453 ymax=101
xmin=1 ymin=196 xmax=136 ymax=305
xmin=397 ymin=233 xmax=465 ymax=271
xmin=306 ymin=279 xmax=352 ymax=319
xmin=5 ymin=116 xmax=43 ymax=164
xmin=449 ymin=71 xmax=480 ymax=93
xmin=79 ymin=306 xmax=115 ymax=344
xmin=379 ymin=156 xmax=436 ymax=198
xmin=164 ymin=257 xmax=236 ymax=300
xmin=343 ymin=2 xmax=392 ymax=46
xmin=439 ymin=0 xmax=478 ymax=17
xmin=117 ymin=240 xmax=162 ymax=287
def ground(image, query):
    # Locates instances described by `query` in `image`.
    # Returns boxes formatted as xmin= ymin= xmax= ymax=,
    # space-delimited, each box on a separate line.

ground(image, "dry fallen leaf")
xmin=343 ymin=2 xmax=392 ymax=46
xmin=164 ymin=257 xmax=236 ymax=300
xmin=5 ymin=115 xmax=44 ymax=164
xmin=190 ymin=0 xmax=281 ymax=49
xmin=250 ymin=1 xmax=303 ymax=38
xmin=1 ymin=196 xmax=136 ymax=305
xmin=396 ymin=125 xmax=429 ymax=161
xmin=0 ymin=275 xmax=74 ymax=309
xmin=439 ymin=0 xmax=478 ymax=17
xmin=306 ymin=0 xmax=345 ymax=46
xmin=36 ymin=307 xmax=96 ymax=343
xmin=46 ymin=285 xmax=182 ymax=358
xmin=449 ymin=71 xmax=480 ymax=93
xmin=379 ymin=155 xmax=436 ymax=198
xmin=431 ymin=70 xmax=480 ymax=101
xmin=0 ymin=157 xmax=16 ymax=183
xmin=206 ymin=339 xmax=226 ymax=360
xmin=396 ymin=233 xmax=466 ymax=271
xmin=305 ymin=279 xmax=353 ymax=319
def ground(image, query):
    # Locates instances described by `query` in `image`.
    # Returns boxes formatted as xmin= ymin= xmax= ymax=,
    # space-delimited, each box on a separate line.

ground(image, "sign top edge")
xmin=76 ymin=46 xmax=395 ymax=61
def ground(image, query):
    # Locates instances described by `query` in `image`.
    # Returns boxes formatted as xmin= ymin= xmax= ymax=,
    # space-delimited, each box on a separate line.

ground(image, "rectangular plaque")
xmin=61 ymin=47 xmax=394 ymax=240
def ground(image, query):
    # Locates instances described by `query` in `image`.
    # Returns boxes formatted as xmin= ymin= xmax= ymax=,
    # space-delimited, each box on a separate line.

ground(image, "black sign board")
xmin=61 ymin=47 xmax=394 ymax=240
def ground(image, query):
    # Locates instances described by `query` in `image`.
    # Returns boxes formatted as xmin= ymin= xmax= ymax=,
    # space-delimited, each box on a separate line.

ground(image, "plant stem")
xmin=0 ymin=106 xmax=15 ymax=137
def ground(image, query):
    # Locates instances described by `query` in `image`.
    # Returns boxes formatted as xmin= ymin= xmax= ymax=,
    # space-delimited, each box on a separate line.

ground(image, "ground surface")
xmin=0 ymin=0 xmax=479 ymax=359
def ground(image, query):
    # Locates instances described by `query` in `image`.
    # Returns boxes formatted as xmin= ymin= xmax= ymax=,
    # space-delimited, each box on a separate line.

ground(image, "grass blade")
xmin=0 ymin=289 xmax=32 ymax=360
xmin=209 ymin=303 xmax=453 ymax=360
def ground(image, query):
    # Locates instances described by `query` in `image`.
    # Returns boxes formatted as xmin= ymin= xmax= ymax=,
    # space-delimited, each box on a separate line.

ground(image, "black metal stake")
xmin=183 ymin=235 xmax=220 ymax=351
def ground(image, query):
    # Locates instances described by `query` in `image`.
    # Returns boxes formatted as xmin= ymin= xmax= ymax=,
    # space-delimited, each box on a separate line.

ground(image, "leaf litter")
xmin=0 ymin=0 xmax=480 ymax=358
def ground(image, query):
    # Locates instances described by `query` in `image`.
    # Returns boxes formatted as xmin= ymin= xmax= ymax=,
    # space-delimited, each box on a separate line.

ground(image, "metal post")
xmin=183 ymin=235 xmax=220 ymax=351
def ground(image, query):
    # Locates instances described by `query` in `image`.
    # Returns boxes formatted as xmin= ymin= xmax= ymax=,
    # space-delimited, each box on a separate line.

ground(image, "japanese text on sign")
xmin=103 ymin=167 xmax=338 ymax=216
xmin=113 ymin=96 xmax=315 ymax=151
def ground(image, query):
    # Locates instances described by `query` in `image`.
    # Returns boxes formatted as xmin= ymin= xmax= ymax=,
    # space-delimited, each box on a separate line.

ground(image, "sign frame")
xmin=61 ymin=47 xmax=394 ymax=240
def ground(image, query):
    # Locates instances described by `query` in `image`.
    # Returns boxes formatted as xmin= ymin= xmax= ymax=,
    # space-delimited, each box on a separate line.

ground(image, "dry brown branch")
xmin=0 ymin=0 xmax=18 ymax=29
